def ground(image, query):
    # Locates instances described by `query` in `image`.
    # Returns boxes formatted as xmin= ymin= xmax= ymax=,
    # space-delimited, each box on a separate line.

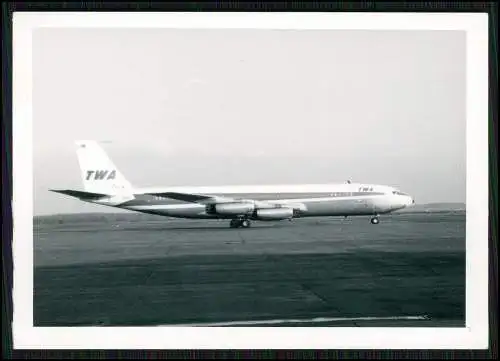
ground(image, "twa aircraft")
xmin=50 ymin=141 xmax=415 ymax=228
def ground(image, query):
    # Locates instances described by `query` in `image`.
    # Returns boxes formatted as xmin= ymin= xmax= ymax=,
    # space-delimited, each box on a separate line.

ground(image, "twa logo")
xmin=86 ymin=170 xmax=116 ymax=180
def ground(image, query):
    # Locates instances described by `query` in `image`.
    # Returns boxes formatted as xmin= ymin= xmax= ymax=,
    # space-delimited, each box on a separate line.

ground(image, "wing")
xmin=143 ymin=191 xmax=307 ymax=211
xmin=143 ymin=191 xmax=235 ymax=204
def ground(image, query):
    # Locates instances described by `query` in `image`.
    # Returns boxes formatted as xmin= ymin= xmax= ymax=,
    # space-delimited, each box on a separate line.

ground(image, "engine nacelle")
xmin=254 ymin=207 xmax=294 ymax=220
xmin=212 ymin=202 xmax=255 ymax=215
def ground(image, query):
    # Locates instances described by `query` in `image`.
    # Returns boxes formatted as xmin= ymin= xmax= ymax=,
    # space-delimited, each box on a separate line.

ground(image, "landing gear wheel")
xmin=370 ymin=217 xmax=380 ymax=225
xmin=229 ymin=218 xmax=251 ymax=228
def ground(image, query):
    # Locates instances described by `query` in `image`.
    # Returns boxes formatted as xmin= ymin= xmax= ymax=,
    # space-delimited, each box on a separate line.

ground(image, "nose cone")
xmin=389 ymin=192 xmax=415 ymax=211
xmin=394 ymin=195 xmax=414 ymax=210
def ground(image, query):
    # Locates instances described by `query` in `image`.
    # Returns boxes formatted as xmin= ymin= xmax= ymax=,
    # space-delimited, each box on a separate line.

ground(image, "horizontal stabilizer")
xmin=50 ymin=189 xmax=109 ymax=200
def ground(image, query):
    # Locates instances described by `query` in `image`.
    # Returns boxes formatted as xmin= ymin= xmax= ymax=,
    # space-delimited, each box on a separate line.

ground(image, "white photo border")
xmin=12 ymin=12 xmax=489 ymax=349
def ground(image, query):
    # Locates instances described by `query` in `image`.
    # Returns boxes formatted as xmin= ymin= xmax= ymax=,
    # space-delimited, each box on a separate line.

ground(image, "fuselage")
xmin=88 ymin=182 xmax=414 ymax=220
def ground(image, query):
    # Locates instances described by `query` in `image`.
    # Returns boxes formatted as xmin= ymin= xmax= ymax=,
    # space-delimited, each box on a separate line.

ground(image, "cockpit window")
xmin=392 ymin=190 xmax=407 ymax=196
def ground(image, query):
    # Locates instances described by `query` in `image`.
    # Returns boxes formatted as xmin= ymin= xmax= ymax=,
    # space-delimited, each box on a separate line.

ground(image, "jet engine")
xmin=254 ymin=207 xmax=294 ymax=220
xmin=209 ymin=202 xmax=255 ymax=215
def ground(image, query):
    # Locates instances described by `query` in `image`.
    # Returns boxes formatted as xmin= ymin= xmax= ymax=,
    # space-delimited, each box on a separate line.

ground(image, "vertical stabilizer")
xmin=75 ymin=140 xmax=133 ymax=196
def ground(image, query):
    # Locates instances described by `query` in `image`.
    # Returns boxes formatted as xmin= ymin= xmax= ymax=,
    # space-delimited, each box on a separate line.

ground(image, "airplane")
xmin=50 ymin=140 xmax=415 ymax=229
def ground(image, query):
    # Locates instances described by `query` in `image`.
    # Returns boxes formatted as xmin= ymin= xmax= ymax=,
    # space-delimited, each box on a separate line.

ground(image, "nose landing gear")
xmin=370 ymin=216 xmax=380 ymax=225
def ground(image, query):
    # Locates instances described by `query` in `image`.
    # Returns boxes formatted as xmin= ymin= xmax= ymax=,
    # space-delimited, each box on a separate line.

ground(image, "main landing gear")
xmin=230 ymin=218 xmax=251 ymax=229
xmin=370 ymin=216 xmax=380 ymax=225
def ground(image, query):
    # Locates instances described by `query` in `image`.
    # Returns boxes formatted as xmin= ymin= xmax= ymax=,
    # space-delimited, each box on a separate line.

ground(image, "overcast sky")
xmin=33 ymin=28 xmax=465 ymax=215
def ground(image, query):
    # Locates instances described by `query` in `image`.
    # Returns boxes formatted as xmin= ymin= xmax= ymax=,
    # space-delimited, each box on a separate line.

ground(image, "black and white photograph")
xmin=12 ymin=11 xmax=489 ymax=349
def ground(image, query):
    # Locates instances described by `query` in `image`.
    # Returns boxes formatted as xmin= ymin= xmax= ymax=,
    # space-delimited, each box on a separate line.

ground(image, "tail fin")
xmin=75 ymin=140 xmax=133 ymax=196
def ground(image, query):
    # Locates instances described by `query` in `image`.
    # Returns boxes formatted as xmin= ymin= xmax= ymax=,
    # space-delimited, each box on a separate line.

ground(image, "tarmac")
xmin=34 ymin=211 xmax=466 ymax=327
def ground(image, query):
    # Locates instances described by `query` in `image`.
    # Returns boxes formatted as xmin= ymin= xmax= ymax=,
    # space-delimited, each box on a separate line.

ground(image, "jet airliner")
xmin=50 ymin=141 xmax=415 ymax=228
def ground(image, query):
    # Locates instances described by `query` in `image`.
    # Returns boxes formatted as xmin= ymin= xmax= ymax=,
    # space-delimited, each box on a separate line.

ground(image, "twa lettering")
xmin=86 ymin=170 xmax=116 ymax=180
xmin=358 ymin=186 xmax=374 ymax=192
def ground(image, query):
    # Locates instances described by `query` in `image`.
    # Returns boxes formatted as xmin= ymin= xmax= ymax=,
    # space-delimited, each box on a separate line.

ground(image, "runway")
xmin=34 ymin=211 xmax=465 ymax=327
